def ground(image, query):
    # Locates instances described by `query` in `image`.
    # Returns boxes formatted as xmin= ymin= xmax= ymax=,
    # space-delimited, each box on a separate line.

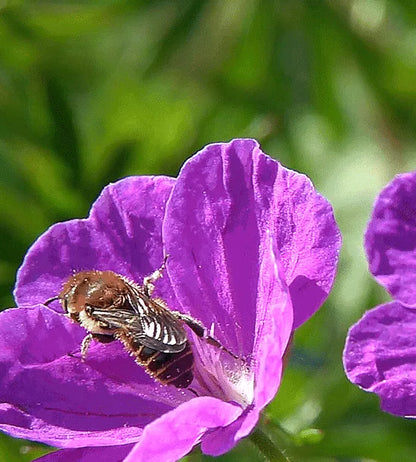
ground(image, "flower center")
xmin=190 ymin=336 xmax=254 ymax=407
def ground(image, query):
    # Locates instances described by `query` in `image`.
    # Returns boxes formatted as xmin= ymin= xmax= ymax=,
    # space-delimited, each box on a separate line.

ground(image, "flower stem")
xmin=249 ymin=427 xmax=292 ymax=462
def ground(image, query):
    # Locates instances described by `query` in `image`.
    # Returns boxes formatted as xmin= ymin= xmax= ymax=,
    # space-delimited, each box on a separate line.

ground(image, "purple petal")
xmin=343 ymin=301 xmax=416 ymax=417
xmin=0 ymin=305 xmax=192 ymax=447
xmin=201 ymin=237 xmax=293 ymax=456
xmin=15 ymin=176 xmax=176 ymax=308
xmin=36 ymin=444 xmax=134 ymax=462
xmin=365 ymin=171 xmax=416 ymax=306
xmin=201 ymin=408 xmax=260 ymax=456
xmin=124 ymin=397 xmax=242 ymax=462
xmin=163 ymin=139 xmax=340 ymax=356
xmin=252 ymin=235 xmax=292 ymax=408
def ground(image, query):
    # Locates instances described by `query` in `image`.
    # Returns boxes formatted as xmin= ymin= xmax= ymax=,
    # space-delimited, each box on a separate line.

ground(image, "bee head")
xmin=58 ymin=270 xmax=127 ymax=315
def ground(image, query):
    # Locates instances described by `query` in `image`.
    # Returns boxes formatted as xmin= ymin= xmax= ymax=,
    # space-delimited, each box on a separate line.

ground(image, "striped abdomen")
xmin=122 ymin=337 xmax=194 ymax=388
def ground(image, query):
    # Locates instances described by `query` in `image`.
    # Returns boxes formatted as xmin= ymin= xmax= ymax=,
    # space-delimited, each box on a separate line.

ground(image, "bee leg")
xmin=143 ymin=254 xmax=169 ymax=297
xmin=80 ymin=334 xmax=115 ymax=360
xmin=172 ymin=312 xmax=238 ymax=359
xmin=81 ymin=334 xmax=93 ymax=360
xmin=92 ymin=333 xmax=116 ymax=344
xmin=188 ymin=387 xmax=199 ymax=397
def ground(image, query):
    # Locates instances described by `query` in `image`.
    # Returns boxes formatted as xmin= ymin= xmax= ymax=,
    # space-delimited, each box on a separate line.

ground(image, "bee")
xmin=45 ymin=258 xmax=234 ymax=389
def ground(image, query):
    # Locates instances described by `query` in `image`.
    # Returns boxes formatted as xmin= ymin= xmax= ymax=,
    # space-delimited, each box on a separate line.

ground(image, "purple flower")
xmin=0 ymin=139 xmax=341 ymax=461
xmin=344 ymin=171 xmax=416 ymax=417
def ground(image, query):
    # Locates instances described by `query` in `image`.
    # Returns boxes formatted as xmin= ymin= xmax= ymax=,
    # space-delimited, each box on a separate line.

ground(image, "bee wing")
xmin=91 ymin=298 xmax=188 ymax=354
xmin=88 ymin=308 xmax=137 ymax=330
xmin=132 ymin=299 xmax=188 ymax=353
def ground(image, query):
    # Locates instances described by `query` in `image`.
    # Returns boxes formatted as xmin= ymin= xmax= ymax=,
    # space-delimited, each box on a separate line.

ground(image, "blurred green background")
xmin=1 ymin=0 xmax=415 ymax=461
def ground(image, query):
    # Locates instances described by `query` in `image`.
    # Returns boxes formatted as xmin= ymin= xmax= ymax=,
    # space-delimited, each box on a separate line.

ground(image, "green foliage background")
xmin=1 ymin=1 xmax=415 ymax=460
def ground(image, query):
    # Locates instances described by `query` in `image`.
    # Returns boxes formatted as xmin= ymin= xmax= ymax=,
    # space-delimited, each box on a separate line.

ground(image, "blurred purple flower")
xmin=0 ymin=139 xmax=341 ymax=461
xmin=344 ymin=171 xmax=416 ymax=417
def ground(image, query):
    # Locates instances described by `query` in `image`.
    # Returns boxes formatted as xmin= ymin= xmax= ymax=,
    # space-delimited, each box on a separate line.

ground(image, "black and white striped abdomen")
xmin=122 ymin=334 xmax=194 ymax=388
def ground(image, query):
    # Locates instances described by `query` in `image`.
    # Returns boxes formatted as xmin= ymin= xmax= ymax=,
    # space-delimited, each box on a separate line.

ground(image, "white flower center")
xmin=191 ymin=335 xmax=254 ymax=407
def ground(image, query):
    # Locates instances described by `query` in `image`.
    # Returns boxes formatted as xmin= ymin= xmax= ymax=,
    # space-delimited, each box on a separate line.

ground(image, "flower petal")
xmin=163 ymin=139 xmax=339 ymax=356
xmin=0 ymin=305 xmax=192 ymax=447
xmin=35 ymin=444 xmax=134 ymax=462
xmin=124 ymin=397 xmax=242 ymax=462
xmin=253 ymin=234 xmax=293 ymax=408
xmin=365 ymin=171 xmax=416 ymax=306
xmin=15 ymin=176 xmax=175 ymax=307
xmin=201 ymin=236 xmax=293 ymax=456
xmin=343 ymin=301 xmax=416 ymax=417
xmin=200 ymin=408 xmax=260 ymax=456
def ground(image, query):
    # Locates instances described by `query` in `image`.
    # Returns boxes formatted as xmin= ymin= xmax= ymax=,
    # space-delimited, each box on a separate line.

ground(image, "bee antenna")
xmin=44 ymin=296 xmax=59 ymax=306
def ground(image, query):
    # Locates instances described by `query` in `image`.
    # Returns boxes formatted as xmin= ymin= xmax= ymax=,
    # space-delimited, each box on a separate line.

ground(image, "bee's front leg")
xmin=81 ymin=334 xmax=93 ymax=360
xmin=80 ymin=333 xmax=116 ymax=359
